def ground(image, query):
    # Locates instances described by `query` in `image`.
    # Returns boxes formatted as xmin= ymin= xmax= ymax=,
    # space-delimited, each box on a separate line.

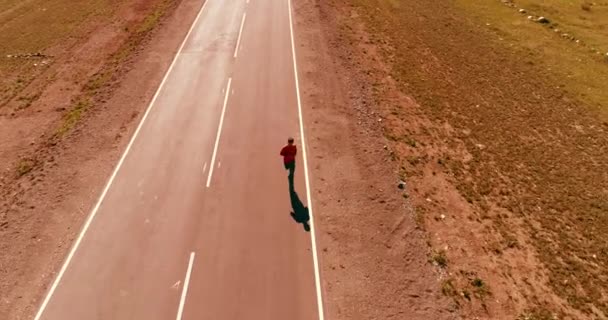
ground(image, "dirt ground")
xmin=303 ymin=0 xmax=608 ymax=319
xmin=293 ymin=0 xmax=458 ymax=319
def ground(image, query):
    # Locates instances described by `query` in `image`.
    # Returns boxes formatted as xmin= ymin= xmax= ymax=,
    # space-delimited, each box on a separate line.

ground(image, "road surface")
xmin=34 ymin=0 xmax=324 ymax=319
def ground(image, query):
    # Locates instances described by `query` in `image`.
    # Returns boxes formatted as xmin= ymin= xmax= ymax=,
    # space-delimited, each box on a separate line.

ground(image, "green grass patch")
xmin=57 ymin=98 xmax=91 ymax=136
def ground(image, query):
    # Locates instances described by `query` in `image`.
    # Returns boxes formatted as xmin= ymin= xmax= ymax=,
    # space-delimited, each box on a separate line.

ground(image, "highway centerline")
xmin=206 ymin=77 xmax=233 ymax=188
xmin=234 ymin=12 xmax=247 ymax=58
xmin=175 ymin=252 xmax=196 ymax=320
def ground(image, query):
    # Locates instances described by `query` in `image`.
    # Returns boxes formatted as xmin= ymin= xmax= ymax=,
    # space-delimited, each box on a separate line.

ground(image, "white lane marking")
xmin=33 ymin=1 xmax=211 ymax=319
xmin=206 ymin=77 xmax=232 ymax=188
xmin=234 ymin=12 xmax=247 ymax=58
xmin=203 ymin=162 xmax=208 ymax=173
xmin=288 ymin=0 xmax=325 ymax=319
xmin=175 ymin=252 xmax=195 ymax=320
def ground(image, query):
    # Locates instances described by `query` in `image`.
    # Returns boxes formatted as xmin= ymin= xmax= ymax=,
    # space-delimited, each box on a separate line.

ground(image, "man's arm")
xmin=280 ymin=147 xmax=286 ymax=156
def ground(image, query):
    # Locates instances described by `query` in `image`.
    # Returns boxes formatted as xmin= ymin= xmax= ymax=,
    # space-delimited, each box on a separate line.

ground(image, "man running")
xmin=280 ymin=137 xmax=297 ymax=187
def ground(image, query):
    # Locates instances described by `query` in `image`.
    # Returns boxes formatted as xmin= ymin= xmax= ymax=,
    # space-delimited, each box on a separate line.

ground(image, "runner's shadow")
xmin=289 ymin=188 xmax=310 ymax=232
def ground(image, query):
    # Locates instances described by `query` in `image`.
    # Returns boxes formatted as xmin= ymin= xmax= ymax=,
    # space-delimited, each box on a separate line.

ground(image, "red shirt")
xmin=280 ymin=145 xmax=297 ymax=164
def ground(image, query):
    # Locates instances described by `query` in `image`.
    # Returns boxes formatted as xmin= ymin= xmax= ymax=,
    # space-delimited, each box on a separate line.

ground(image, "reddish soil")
xmin=293 ymin=0 xmax=457 ymax=319
xmin=299 ymin=0 xmax=608 ymax=319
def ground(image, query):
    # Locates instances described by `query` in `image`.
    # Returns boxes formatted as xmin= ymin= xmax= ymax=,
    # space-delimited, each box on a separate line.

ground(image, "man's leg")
xmin=288 ymin=162 xmax=295 ymax=188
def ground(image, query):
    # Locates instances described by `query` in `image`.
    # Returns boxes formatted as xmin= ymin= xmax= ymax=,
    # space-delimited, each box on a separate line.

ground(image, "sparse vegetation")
xmin=57 ymin=98 xmax=91 ymax=136
xmin=430 ymin=250 xmax=448 ymax=268
xmin=441 ymin=279 xmax=458 ymax=297
xmin=54 ymin=0 xmax=176 ymax=136
xmin=518 ymin=307 xmax=556 ymax=320
xmin=0 ymin=0 xmax=112 ymax=107
xmin=16 ymin=92 xmax=41 ymax=110
xmin=16 ymin=158 xmax=36 ymax=177
xmin=451 ymin=275 xmax=491 ymax=301
xmin=346 ymin=0 xmax=608 ymax=317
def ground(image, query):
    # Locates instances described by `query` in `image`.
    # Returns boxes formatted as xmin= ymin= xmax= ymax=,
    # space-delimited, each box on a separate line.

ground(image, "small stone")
xmin=592 ymin=254 xmax=597 ymax=259
xmin=537 ymin=16 xmax=549 ymax=24
xmin=519 ymin=8 xmax=526 ymax=13
xmin=440 ymin=214 xmax=446 ymax=220
xmin=398 ymin=180 xmax=406 ymax=189
xmin=527 ymin=15 xmax=533 ymax=20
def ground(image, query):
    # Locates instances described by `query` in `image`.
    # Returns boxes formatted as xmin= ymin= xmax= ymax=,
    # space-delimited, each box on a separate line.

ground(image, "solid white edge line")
xmin=234 ymin=12 xmax=247 ymax=58
xmin=206 ymin=77 xmax=232 ymax=188
xmin=287 ymin=0 xmax=325 ymax=319
xmin=33 ymin=1 xmax=211 ymax=319
xmin=175 ymin=252 xmax=196 ymax=320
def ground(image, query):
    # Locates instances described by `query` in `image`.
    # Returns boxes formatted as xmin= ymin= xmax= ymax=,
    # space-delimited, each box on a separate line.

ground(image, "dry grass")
xmin=518 ymin=307 xmax=556 ymax=320
xmin=430 ymin=250 xmax=448 ymax=268
xmin=55 ymin=0 xmax=176 ymax=137
xmin=0 ymin=0 xmax=114 ymax=107
xmin=1 ymin=0 xmax=175 ymax=136
xmin=441 ymin=279 xmax=458 ymax=297
xmin=455 ymin=0 xmax=608 ymax=117
xmin=16 ymin=158 xmax=37 ymax=177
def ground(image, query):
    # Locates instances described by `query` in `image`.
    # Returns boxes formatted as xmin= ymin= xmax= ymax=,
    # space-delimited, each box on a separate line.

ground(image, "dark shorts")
xmin=284 ymin=161 xmax=295 ymax=171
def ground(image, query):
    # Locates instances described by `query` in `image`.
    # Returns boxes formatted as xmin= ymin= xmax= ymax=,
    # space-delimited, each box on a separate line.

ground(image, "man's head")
xmin=288 ymin=137 xmax=294 ymax=145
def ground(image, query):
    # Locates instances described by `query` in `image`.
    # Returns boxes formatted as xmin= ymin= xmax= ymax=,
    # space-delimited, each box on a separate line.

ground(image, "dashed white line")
xmin=33 ymin=1 xmax=210 ymax=319
xmin=175 ymin=252 xmax=195 ymax=320
xmin=203 ymin=162 xmax=208 ymax=174
xmin=287 ymin=0 xmax=325 ymax=319
xmin=234 ymin=12 xmax=247 ymax=58
xmin=206 ymin=77 xmax=232 ymax=188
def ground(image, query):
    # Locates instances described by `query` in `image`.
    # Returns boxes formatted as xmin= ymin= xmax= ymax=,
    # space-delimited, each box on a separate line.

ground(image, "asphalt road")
xmin=34 ymin=0 xmax=324 ymax=319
